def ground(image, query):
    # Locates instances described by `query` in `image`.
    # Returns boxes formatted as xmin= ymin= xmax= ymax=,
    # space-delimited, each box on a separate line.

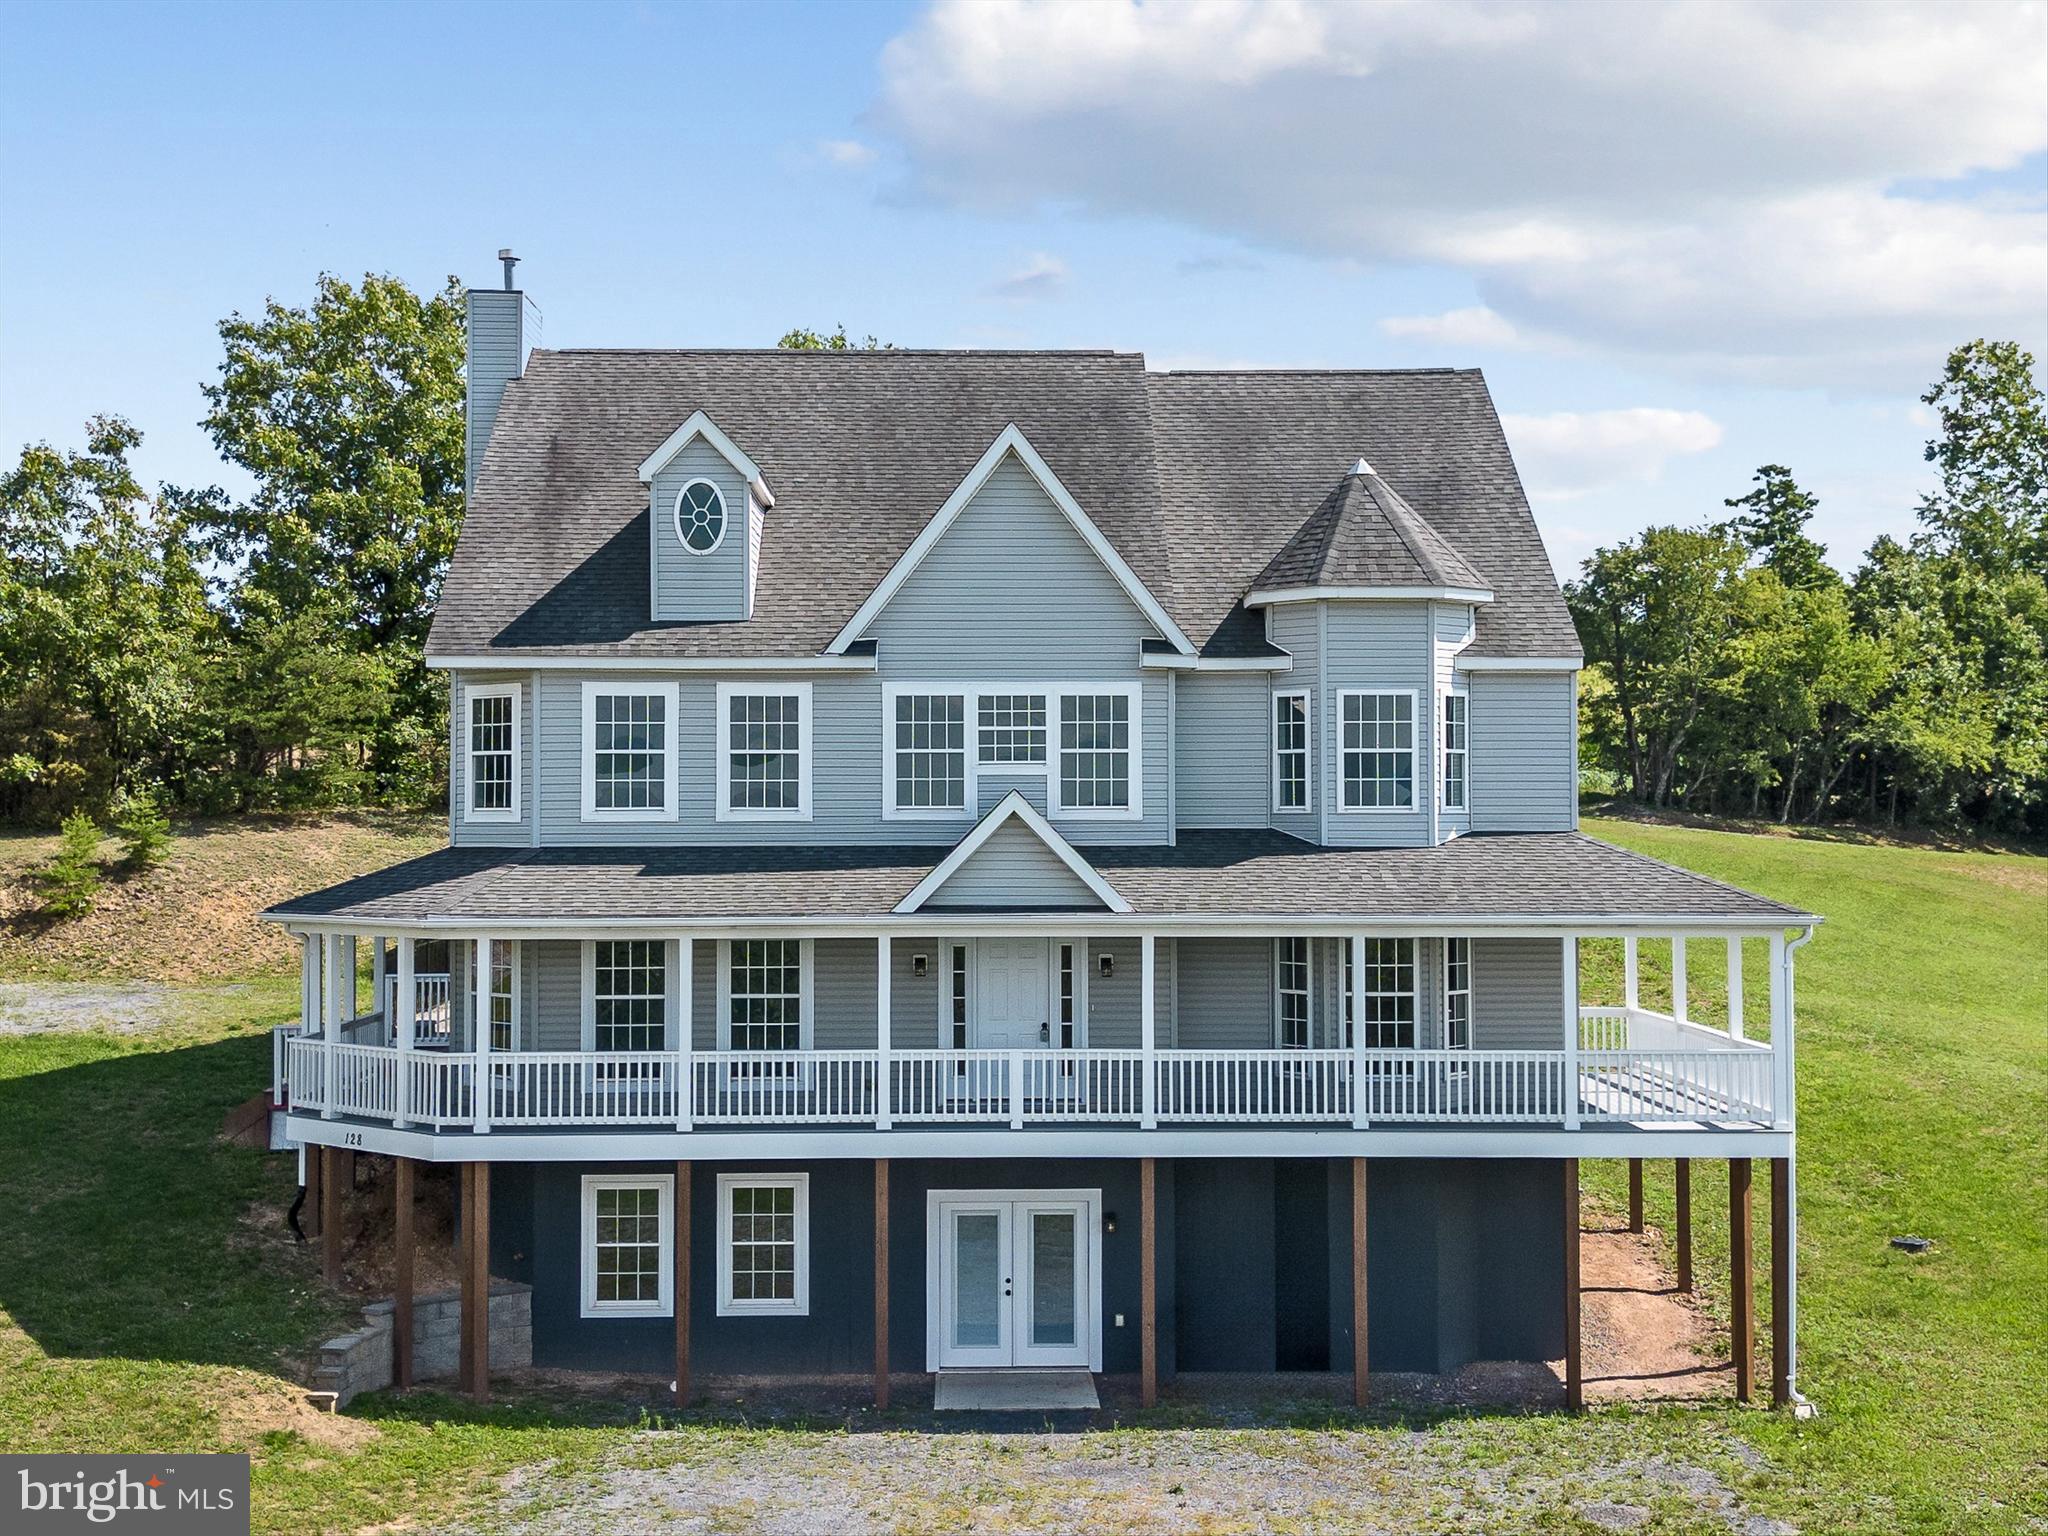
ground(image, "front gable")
xmin=899 ymin=792 xmax=1131 ymax=913
xmin=640 ymin=411 xmax=772 ymax=625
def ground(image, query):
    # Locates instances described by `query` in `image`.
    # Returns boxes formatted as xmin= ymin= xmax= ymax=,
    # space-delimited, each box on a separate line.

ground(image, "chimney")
xmin=466 ymin=248 xmax=534 ymax=499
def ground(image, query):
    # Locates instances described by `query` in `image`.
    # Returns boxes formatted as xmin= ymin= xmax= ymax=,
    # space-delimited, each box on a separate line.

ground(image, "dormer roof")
xmin=1245 ymin=459 xmax=1494 ymax=605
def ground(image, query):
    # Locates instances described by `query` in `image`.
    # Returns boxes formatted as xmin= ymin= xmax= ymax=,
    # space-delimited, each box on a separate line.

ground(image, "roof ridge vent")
xmin=1350 ymin=456 xmax=1375 ymax=477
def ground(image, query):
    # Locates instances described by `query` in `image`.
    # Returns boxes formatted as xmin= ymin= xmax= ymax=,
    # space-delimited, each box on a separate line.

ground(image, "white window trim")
xmin=673 ymin=475 xmax=729 ymax=556
xmin=882 ymin=681 xmax=1145 ymax=824
xmin=1049 ymin=938 xmax=1091 ymax=1050
xmin=579 ymin=937 xmax=676 ymax=1052
xmin=715 ymin=937 xmax=816 ymax=1052
xmin=1442 ymin=687 xmax=1470 ymax=816
xmin=1445 ymin=936 xmax=1473 ymax=1051
xmin=1335 ymin=688 xmax=1420 ymax=815
xmin=463 ymin=682 xmax=521 ymax=824
xmin=1359 ymin=936 xmax=1420 ymax=1048
xmin=1270 ymin=688 xmax=1312 ymax=816
xmin=882 ymin=683 xmax=973 ymax=822
xmin=713 ymin=681 xmax=813 ymax=822
xmin=1272 ymin=936 xmax=1314 ymax=1048
xmin=580 ymin=1173 xmax=675 ymax=1319
xmin=580 ymin=680 xmax=681 ymax=823
xmin=716 ymin=1172 xmax=811 ymax=1317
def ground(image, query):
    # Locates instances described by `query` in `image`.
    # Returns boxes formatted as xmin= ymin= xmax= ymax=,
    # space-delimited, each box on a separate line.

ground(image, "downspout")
xmin=1783 ymin=922 xmax=1818 ymax=1413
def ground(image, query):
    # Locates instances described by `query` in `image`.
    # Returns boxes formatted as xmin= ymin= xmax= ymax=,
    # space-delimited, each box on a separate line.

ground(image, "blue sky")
xmin=3 ymin=0 xmax=2043 ymax=580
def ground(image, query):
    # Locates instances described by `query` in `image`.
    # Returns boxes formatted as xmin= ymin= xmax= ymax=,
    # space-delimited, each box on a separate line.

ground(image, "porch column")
xmin=875 ymin=935 xmax=892 ymax=1130
xmin=675 ymin=936 xmax=694 ymax=1132
xmin=1349 ymin=934 xmax=1369 ymax=1129
xmin=1671 ymin=935 xmax=1689 ymax=1022
xmin=1730 ymin=1157 xmax=1754 ymax=1403
xmin=1726 ymin=937 xmax=1745 ymax=1040
xmin=1351 ymin=1157 xmax=1369 ymax=1407
xmin=1675 ymin=1158 xmax=1694 ymax=1292
xmin=473 ymin=936 xmax=492 ymax=1135
xmin=300 ymin=933 xmax=318 ymax=1034
xmin=370 ymin=936 xmax=388 ymax=1028
xmin=1560 ymin=936 xmax=1580 ymax=1129
xmin=873 ymin=1159 xmax=890 ymax=1409
xmin=321 ymin=932 xmax=345 ymax=1120
xmin=393 ymin=1156 xmax=415 ymax=1390
xmin=1140 ymin=1156 xmax=1158 ymax=1407
xmin=674 ymin=1160 xmax=691 ymax=1408
xmin=1623 ymin=936 xmax=1639 ymax=1010
xmin=1771 ymin=1156 xmax=1792 ymax=1407
xmin=1140 ymin=935 xmax=1158 ymax=1130
xmin=394 ymin=936 xmax=416 ymax=1128
xmin=1769 ymin=931 xmax=1792 ymax=1128
xmin=1563 ymin=1157 xmax=1582 ymax=1410
xmin=466 ymin=1160 xmax=492 ymax=1403
xmin=320 ymin=1145 xmax=342 ymax=1284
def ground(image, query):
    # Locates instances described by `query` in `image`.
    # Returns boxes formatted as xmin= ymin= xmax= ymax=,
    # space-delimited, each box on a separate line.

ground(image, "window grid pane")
xmin=594 ymin=693 xmax=667 ymax=811
xmin=594 ymin=939 xmax=664 ymax=1052
xmin=1342 ymin=693 xmax=1414 ymax=809
xmin=1059 ymin=693 xmax=1130 ymax=809
xmin=894 ymin=694 xmax=966 ymax=809
xmin=950 ymin=945 xmax=969 ymax=1051
xmin=729 ymin=1183 xmax=797 ymax=1301
xmin=1443 ymin=694 xmax=1468 ymax=811
xmin=1274 ymin=693 xmax=1309 ymax=810
xmin=728 ymin=693 xmax=802 ymax=811
xmin=1446 ymin=937 xmax=1472 ymax=1051
xmin=1363 ymin=937 xmax=1417 ymax=1047
xmin=470 ymin=694 xmax=514 ymax=812
xmin=1278 ymin=937 xmax=1311 ymax=1048
xmin=593 ymin=1184 xmax=663 ymax=1304
xmin=978 ymin=693 xmax=1048 ymax=764
xmin=489 ymin=939 xmax=515 ymax=1052
xmin=730 ymin=939 xmax=803 ymax=1053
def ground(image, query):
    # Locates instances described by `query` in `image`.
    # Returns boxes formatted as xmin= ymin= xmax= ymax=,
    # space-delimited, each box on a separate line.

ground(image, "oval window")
xmin=674 ymin=480 xmax=725 ymax=554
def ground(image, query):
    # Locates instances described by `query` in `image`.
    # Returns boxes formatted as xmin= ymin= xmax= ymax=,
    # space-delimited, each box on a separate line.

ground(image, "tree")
xmin=1721 ymin=464 xmax=1834 ymax=591
xmin=38 ymin=812 xmax=104 ymax=917
xmin=1917 ymin=340 xmax=2048 ymax=576
xmin=190 ymin=273 xmax=465 ymax=793
xmin=777 ymin=325 xmax=892 ymax=351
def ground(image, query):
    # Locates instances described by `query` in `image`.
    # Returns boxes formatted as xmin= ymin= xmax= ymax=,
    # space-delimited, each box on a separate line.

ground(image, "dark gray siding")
xmin=1467 ymin=671 xmax=1577 ymax=833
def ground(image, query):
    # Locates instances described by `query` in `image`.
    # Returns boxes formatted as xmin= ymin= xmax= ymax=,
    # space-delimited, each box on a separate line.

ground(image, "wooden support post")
xmin=320 ymin=1145 xmax=342 ymax=1285
xmin=1675 ymin=1158 xmax=1694 ymax=1293
xmin=467 ymin=1161 xmax=491 ymax=1403
xmin=1563 ymin=1158 xmax=1582 ymax=1411
xmin=1730 ymin=1157 xmax=1754 ymax=1403
xmin=303 ymin=1143 xmax=323 ymax=1240
xmin=393 ymin=1157 xmax=415 ymax=1391
xmin=1351 ymin=1157 xmax=1369 ymax=1407
xmin=1628 ymin=1158 xmax=1644 ymax=1233
xmin=457 ymin=1163 xmax=476 ymax=1395
xmin=873 ymin=1159 xmax=890 ymax=1410
xmin=1140 ymin=1157 xmax=1158 ymax=1408
xmin=1771 ymin=1157 xmax=1792 ymax=1407
xmin=674 ymin=1160 xmax=691 ymax=1409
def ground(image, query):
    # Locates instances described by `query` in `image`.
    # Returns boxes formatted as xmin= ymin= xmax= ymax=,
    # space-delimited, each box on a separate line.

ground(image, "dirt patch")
xmin=1580 ymin=1224 xmax=1733 ymax=1402
xmin=198 ymin=1369 xmax=379 ymax=1454
xmin=0 ymin=980 xmax=178 ymax=1034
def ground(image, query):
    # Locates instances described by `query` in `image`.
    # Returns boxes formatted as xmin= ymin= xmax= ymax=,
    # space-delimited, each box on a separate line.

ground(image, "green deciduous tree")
xmin=1721 ymin=463 xmax=1834 ymax=591
xmin=1917 ymin=340 xmax=2048 ymax=577
xmin=777 ymin=325 xmax=892 ymax=351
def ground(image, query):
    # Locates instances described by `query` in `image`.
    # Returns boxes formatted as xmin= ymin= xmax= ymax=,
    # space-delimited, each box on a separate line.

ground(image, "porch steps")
xmin=933 ymin=1370 xmax=1099 ymax=1412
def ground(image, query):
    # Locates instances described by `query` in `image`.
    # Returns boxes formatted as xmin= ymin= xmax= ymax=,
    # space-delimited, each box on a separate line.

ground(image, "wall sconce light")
xmin=1098 ymin=953 xmax=1115 ymax=979
xmin=1103 ymin=1212 xmax=1118 ymax=1234
xmin=911 ymin=953 xmax=929 ymax=978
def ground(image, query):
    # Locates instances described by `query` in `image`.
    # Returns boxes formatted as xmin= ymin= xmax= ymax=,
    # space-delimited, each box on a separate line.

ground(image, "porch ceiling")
xmin=261 ymin=831 xmax=1815 ymax=930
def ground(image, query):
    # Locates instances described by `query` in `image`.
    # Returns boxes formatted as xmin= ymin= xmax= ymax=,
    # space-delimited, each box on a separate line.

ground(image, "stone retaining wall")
xmin=312 ymin=1282 xmax=531 ymax=1406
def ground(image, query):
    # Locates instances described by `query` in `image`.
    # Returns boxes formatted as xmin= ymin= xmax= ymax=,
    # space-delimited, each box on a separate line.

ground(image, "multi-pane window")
xmin=728 ymin=939 xmax=803 ymax=1053
xmin=589 ymin=689 xmax=670 ymax=814
xmin=1341 ymin=692 xmax=1414 ymax=810
xmin=979 ymin=694 xmax=1048 ymax=764
xmin=592 ymin=940 xmax=665 ymax=1053
xmin=1057 ymin=943 xmax=1078 ymax=1048
xmin=718 ymin=1174 xmax=809 ymax=1315
xmin=1273 ymin=691 xmax=1310 ymax=811
xmin=949 ymin=945 xmax=970 ymax=1052
xmin=581 ymin=1175 xmax=672 ymax=1317
xmin=488 ymin=939 xmax=516 ymax=1052
xmin=1445 ymin=937 xmax=1472 ymax=1051
xmin=1442 ymin=693 xmax=1469 ymax=812
xmin=674 ymin=479 xmax=725 ymax=553
xmin=467 ymin=688 xmax=516 ymax=819
xmin=723 ymin=689 xmax=805 ymax=815
xmin=1059 ymin=692 xmax=1131 ymax=811
xmin=1358 ymin=937 xmax=1417 ymax=1047
xmin=1276 ymin=937 xmax=1312 ymax=1048
xmin=893 ymin=693 xmax=966 ymax=811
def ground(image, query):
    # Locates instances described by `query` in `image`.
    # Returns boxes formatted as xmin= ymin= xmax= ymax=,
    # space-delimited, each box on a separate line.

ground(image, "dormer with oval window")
xmin=637 ymin=410 xmax=773 ymax=622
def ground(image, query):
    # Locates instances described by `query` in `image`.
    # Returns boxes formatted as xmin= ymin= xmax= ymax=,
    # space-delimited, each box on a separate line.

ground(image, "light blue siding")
xmin=1175 ymin=672 xmax=1269 ymax=828
xmin=1436 ymin=605 xmax=1475 ymax=831
xmin=923 ymin=820 xmax=1107 ymax=909
xmin=1467 ymin=672 xmax=1578 ymax=833
xmin=1321 ymin=603 xmax=1434 ymax=847
xmin=649 ymin=437 xmax=749 ymax=623
xmin=465 ymin=289 xmax=524 ymax=498
xmin=1469 ymin=937 xmax=1566 ymax=1049
xmin=1175 ymin=937 xmax=1270 ymax=1048
xmin=1266 ymin=605 xmax=1320 ymax=841
xmin=449 ymin=672 xmax=534 ymax=847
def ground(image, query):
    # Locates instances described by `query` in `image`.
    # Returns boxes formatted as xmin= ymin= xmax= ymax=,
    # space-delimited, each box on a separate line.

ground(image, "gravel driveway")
xmin=0 ymin=980 xmax=179 ymax=1034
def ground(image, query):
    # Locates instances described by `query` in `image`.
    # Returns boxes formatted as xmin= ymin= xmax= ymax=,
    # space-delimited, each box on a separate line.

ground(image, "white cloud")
xmin=819 ymin=138 xmax=877 ymax=167
xmin=875 ymin=0 xmax=2047 ymax=389
xmin=988 ymin=251 xmax=1070 ymax=300
xmin=1379 ymin=305 xmax=1525 ymax=350
xmin=1500 ymin=408 xmax=1724 ymax=501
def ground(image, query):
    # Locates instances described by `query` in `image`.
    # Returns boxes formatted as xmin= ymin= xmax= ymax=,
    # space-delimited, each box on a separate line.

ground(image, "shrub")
xmin=40 ymin=811 xmax=105 ymax=918
xmin=113 ymin=789 xmax=173 ymax=871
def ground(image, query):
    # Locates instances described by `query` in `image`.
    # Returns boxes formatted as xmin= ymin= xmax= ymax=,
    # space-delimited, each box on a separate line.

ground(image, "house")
xmin=265 ymin=257 xmax=1818 ymax=1410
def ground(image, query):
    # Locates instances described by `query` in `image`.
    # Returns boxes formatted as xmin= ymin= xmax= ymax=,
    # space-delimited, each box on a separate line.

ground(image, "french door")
xmin=932 ymin=1192 xmax=1096 ymax=1369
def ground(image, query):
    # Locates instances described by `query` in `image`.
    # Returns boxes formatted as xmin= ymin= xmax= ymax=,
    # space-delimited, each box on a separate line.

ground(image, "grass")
xmin=0 ymin=811 xmax=2041 ymax=1532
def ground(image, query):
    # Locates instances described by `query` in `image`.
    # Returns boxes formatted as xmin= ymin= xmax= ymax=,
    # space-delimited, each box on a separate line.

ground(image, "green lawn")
xmin=0 ymin=814 xmax=2041 ymax=1533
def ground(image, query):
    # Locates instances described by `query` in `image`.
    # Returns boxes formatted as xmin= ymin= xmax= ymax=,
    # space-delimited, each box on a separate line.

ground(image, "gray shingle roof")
xmin=428 ymin=350 xmax=1580 ymax=663
xmin=264 ymin=833 xmax=1808 ymax=925
xmin=1251 ymin=464 xmax=1491 ymax=595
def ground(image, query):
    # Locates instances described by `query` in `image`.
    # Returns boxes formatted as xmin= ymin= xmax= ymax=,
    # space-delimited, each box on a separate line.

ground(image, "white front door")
xmin=932 ymin=1190 xmax=1099 ymax=1370
xmin=974 ymin=939 xmax=1049 ymax=1050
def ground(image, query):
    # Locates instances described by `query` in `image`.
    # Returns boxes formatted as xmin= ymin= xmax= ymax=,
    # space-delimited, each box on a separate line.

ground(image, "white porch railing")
xmin=385 ymin=972 xmax=451 ymax=1046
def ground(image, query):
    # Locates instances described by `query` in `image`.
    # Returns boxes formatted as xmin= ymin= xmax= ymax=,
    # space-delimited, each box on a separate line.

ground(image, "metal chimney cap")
xmin=498 ymin=249 xmax=520 ymax=290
